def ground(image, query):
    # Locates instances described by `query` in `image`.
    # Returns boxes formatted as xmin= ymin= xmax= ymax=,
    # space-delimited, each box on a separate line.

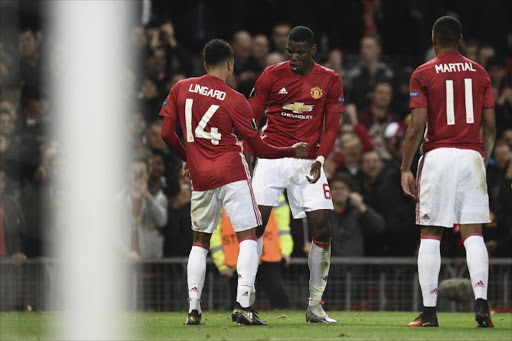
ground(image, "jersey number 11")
xmin=445 ymin=79 xmax=474 ymax=125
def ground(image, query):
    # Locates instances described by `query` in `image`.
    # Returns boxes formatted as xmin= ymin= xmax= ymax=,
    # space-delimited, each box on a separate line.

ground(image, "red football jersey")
xmin=160 ymin=74 xmax=279 ymax=191
xmin=409 ymin=51 xmax=494 ymax=155
xmin=249 ymin=61 xmax=344 ymax=158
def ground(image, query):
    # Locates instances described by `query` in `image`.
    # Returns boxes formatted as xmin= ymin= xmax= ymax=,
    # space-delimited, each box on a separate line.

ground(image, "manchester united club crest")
xmin=310 ymin=86 xmax=323 ymax=99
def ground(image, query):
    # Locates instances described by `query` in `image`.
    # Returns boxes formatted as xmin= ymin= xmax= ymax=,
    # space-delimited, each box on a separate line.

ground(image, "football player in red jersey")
xmin=401 ymin=16 xmax=496 ymax=328
xmin=160 ymin=39 xmax=307 ymax=326
xmin=249 ymin=26 xmax=343 ymax=323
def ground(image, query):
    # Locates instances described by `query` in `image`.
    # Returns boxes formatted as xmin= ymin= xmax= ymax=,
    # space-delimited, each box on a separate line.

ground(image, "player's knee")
xmin=311 ymin=223 xmax=331 ymax=243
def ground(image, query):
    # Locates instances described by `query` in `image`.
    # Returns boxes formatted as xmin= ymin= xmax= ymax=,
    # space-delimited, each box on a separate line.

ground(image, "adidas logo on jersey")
xmin=242 ymin=291 xmax=249 ymax=297
xmin=278 ymin=87 xmax=288 ymax=94
xmin=429 ymin=288 xmax=438 ymax=294
xmin=474 ymin=280 xmax=485 ymax=287
xmin=190 ymin=287 xmax=199 ymax=292
xmin=422 ymin=214 xmax=430 ymax=220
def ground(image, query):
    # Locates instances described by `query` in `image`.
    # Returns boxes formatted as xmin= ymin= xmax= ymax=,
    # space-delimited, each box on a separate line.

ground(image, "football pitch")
xmin=1 ymin=311 xmax=511 ymax=340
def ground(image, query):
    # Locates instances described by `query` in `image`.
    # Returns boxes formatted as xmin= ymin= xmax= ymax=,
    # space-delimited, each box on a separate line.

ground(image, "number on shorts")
xmin=323 ymin=183 xmax=331 ymax=199
xmin=185 ymin=98 xmax=221 ymax=145
xmin=445 ymin=79 xmax=474 ymax=125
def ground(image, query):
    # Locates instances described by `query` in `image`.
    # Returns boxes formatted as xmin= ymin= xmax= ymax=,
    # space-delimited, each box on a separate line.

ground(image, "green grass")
xmin=1 ymin=311 xmax=511 ymax=340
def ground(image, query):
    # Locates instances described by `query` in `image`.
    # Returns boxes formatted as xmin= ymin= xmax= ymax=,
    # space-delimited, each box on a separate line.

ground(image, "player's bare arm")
xmin=400 ymin=108 xmax=427 ymax=199
xmin=480 ymin=108 xmax=496 ymax=167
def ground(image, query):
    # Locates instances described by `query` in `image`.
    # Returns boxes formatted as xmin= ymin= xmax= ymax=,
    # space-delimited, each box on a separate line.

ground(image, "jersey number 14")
xmin=445 ymin=79 xmax=474 ymax=125
xmin=185 ymin=98 xmax=221 ymax=145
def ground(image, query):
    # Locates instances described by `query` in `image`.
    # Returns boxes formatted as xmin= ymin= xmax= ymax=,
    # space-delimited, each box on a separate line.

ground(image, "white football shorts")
xmin=416 ymin=148 xmax=491 ymax=227
xmin=190 ymin=180 xmax=262 ymax=233
xmin=252 ymin=158 xmax=334 ymax=219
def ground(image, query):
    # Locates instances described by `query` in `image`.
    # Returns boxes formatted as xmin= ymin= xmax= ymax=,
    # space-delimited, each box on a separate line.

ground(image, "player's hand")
xmin=220 ymin=268 xmax=233 ymax=278
xmin=349 ymin=192 xmax=367 ymax=213
xmin=306 ymin=161 xmax=321 ymax=184
xmin=401 ymin=170 xmax=417 ymax=200
xmin=292 ymin=142 xmax=308 ymax=158
xmin=182 ymin=162 xmax=190 ymax=179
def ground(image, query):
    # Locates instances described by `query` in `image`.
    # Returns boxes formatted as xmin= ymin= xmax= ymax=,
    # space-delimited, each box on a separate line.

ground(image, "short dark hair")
xmin=433 ymin=16 xmax=462 ymax=47
xmin=330 ymin=172 xmax=352 ymax=190
xmin=288 ymin=26 xmax=315 ymax=47
xmin=203 ymin=39 xmax=233 ymax=66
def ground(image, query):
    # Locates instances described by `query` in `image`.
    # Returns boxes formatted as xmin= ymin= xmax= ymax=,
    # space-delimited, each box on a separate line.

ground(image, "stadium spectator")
xmin=270 ymin=22 xmax=290 ymax=57
xmin=382 ymin=122 xmax=406 ymax=170
xmin=487 ymin=56 xmax=512 ymax=137
xmin=329 ymin=173 xmax=384 ymax=257
xmin=357 ymin=82 xmax=400 ymax=161
xmin=144 ymin=119 xmax=181 ymax=197
xmin=163 ymin=171 xmax=192 ymax=257
xmin=265 ymin=52 xmax=285 ymax=67
xmin=115 ymin=155 xmax=167 ymax=260
xmin=18 ymin=28 xmax=44 ymax=87
xmin=345 ymin=34 xmax=394 ymax=110
xmin=251 ymin=34 xmax=270 ymax=71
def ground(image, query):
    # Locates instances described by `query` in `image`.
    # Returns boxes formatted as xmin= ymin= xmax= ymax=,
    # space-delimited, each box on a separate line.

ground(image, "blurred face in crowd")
xmin=488 ymin=64 xmax=506 ymax=85
xmin=252 ymin=34 xmax=269 ymax=61
xmin=272 ymin=24 xmax=290 ymax=52
xmin=149 ymin=153 xmax=165 ymax=179
xmin=327 ymin=49 xmax=343 ymax=69
xmin=0 ymin=170 xmax=5 ymax=194
xmin=502 ymin=129 xmax=512 ymax=146
xmin=360 ymin=151 xmax=382 ymax=179
xmin=478 ymin=45 xmax=495 ymax=67
xmin=361 ymin=36 xmax=380 ymax=65
xmin=141 ymin=79 xmax=158 ymax=99
xmin=0 ymin=112 xmax=14 ymax=136
xmin=0 ymin=100 xmax=17 ymax=119
xmin=330 ymin=179 xmax=350 ymax=206
xmin=341 ymin=135 xmax=362 ymax=163
xmin=493 ymin=143 xmax=511 ymax=169
xmin=265 ymin=52 xmax=285 ymax=67
xmin=167 ymin=73 xmax=186 ymax=91
xmin=146 ymin=123 xmax=166 ymax=150
xmin=130 ymin=160 xmax=148 ymax=190
xmin=132 ymin=26 xmax=147 ymax=47
xmin=19 ymin=30 xmax=39 ymax=57
xmin=371 ymin=83 xmax=392 ymax=112
xmin=153 ymin=48 xmax=167 ymax=71
xmin=130 ymin=113 xmax=146 ymax=137
xmin=232 ymin=31 xmax=252 ymax=62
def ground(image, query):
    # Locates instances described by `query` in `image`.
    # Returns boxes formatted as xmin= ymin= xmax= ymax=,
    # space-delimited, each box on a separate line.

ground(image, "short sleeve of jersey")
xmin=409 ymin=69 xmax=428 ymax=109
xmin=248 ymin=69 xmax=270 ymax=122
xmin=159 ymin=81 xmax=180 ymax=118
xmin=482 ymin=72 xmax=495 ymax=109
xmin=325 ymin=74 xmax=344 ymax=114
xmin=231 ymin=95 xmax=259 ymax=140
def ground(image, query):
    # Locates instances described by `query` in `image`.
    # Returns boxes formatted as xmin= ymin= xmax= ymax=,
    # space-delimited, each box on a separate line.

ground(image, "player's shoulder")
xmin=263 ymin=61 xmax=290 ymax=75
xmin=314 ymin=62 xmax=339 ymax=77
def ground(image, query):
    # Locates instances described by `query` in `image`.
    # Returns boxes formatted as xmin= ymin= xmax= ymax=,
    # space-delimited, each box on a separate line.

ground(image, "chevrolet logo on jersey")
xmin=282 ymin=102 xmax=314 ymax=114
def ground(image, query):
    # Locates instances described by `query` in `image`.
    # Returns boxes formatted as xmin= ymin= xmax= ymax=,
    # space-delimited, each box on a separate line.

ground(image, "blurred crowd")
xmin=0 ymin=0 xmax=511 ymax=270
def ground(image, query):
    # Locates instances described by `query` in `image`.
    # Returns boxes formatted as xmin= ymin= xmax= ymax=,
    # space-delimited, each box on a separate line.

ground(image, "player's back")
xmin=410 ymin=51 xmax=494 ymax=155
xmin=171 ymin=75 xmax=251 ymax=191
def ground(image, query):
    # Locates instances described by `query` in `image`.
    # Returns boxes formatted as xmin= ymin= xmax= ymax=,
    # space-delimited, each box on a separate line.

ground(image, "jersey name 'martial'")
xmin=435 ymin=62 xmax=476 ymax=74
xmin=188 ymin=84 xmax=226 ymax=100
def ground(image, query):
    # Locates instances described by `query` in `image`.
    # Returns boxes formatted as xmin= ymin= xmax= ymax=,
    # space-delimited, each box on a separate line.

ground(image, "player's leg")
xmin=186 ymin=188 xmax=221 ymax=325
xmin=409 ymin=225 xmax=442 ymax=327
xmin=410 ymin=149 xmax=455 ymax=327
xmin=456 ymin=150 xmax=493 ymax=327
xmin=252 ymin=158 xmax=286 ymax=306
xmin=222 ymin=180 xmax=266 ymax=325
xmin=460 ymin=224 xmax=493 ymax=328
xmin=186 ymin=231 xmax=211 ymax=325
xmin=305 ymin=209 xmax=336 ymax=323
